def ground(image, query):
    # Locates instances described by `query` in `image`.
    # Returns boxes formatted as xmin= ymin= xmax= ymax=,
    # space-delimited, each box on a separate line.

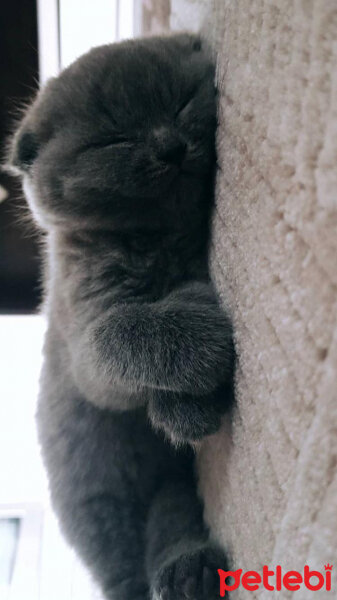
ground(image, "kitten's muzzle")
xmin=152 ymin=127 xmax=187 ymax=167
xmin=157 ymin=139 xmax=187 ymax=166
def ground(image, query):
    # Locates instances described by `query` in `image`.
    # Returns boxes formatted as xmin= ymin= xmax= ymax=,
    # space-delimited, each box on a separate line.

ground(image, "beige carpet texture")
xmin=190 ymin=1 xmax=337 ymax=597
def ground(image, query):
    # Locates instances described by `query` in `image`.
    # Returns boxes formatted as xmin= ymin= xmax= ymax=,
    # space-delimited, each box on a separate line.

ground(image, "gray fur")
xmin=8 ymin=34 xmax=233 ymax=599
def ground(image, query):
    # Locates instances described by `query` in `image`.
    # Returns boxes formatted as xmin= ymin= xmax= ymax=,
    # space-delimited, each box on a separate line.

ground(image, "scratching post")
xmin=196 ymin=1 xmax=337 ymax=594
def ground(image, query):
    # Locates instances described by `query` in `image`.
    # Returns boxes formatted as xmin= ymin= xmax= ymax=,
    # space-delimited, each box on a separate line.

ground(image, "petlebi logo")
xmin=218 ymin=564 xmax=333 ymax=596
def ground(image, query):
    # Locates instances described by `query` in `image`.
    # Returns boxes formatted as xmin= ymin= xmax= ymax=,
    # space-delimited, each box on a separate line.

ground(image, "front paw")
xmin=148 ymin=385 xmax=232 ymax=444
xmin=151 ymin=545 xmax=227 ymax=600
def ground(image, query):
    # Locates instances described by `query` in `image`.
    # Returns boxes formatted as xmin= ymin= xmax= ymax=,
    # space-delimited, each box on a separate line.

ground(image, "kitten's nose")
xmin=153 ymin=128 xmax=187 ymax=166
xmin=158 ymin=139 xmax=187 ymax=165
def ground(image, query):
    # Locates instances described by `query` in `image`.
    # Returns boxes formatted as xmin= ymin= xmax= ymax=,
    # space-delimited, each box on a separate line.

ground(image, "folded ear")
xmin=5 ymin=89 xmax=44 ymax=176
xmin=9 ymin=126 xmax=40 ymax=173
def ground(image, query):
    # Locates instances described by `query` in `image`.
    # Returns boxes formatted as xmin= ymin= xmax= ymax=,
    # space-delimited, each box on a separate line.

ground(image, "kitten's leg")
xmin=146 ymin=479 xmax=227 ymax=600
xmin=59 ymin=493 xmax=149 ymax=600
xmin=148 ymin=384 xmax=233 ymax=444
xmin=69 ymin=282 xmax=233 ymax=407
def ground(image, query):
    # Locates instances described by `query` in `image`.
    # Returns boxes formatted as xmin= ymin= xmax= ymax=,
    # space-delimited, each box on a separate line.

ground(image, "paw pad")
xmin=153 ymin=545 xmax=226 ymax=600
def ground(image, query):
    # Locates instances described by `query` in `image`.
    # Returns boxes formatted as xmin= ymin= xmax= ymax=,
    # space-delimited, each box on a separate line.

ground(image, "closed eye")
xmin=80 ymin=137 xmax=130 ymax=152
xmin=175 ymin=97 xmax=193 ymax=117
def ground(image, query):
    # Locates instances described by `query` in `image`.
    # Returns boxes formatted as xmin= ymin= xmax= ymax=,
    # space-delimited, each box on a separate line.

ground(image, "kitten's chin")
xmin=180 ymin=157 xmax=212 ymax=178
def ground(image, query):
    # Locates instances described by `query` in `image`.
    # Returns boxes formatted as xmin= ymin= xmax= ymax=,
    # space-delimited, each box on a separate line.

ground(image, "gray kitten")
xmin=8 ymin=34 xmax=233 ymax=600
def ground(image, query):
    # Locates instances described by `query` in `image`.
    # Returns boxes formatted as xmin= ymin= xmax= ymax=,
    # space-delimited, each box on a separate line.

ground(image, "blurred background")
xmin=0 ymin=1 xmax=205 ymax=599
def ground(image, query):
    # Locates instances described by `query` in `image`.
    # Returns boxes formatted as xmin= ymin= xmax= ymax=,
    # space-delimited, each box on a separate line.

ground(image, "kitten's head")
xmin=8 ymin=34 xmax=216 ymax=231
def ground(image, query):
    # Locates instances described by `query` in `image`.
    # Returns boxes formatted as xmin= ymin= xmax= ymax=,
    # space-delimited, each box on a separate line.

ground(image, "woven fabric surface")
xmin=193 ymin=1 xmax=337 ymax=597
